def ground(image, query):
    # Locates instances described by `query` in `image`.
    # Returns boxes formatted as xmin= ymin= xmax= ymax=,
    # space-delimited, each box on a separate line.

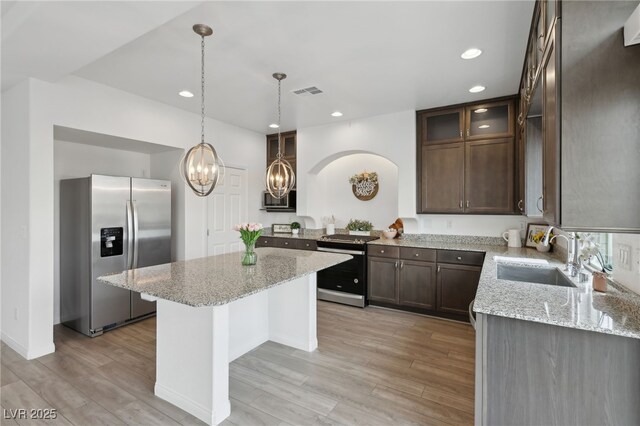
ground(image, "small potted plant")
xmin=346 ymin=219 xmax=373 ymax=236
xmin=291 ymin=221 xmax=301 ymax=235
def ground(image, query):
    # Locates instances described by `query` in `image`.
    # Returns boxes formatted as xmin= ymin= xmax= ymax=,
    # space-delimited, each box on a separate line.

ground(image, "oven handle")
xmin=317 ymin=247 xmax=365 ymax=256
xmin=318 ymin=288 xmax=364 ymax=300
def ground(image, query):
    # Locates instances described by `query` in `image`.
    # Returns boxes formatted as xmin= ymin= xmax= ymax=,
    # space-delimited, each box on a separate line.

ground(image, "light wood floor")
xmin=1 ymin=302 xmax=475 ymax=425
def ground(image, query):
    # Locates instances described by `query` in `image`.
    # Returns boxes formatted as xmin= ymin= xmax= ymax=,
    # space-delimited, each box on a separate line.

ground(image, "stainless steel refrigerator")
xmin=60 ymin=174 xmax=171 ymax=337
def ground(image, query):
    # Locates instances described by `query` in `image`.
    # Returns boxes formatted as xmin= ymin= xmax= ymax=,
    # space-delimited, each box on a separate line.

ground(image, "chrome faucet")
xmin=542 ymin=226 xmax=581 ymax=277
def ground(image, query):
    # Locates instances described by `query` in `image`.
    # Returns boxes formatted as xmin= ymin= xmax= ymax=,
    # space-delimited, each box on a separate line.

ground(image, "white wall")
xmin=1 ymin=80 xmax=34 ymax=357
xmin=612 ymin=233 xmax=640 ymax=294
xmin=316 ymin=154 xmax=398 ymax=230
xmin=1 ymin=76 xmax=273 ymax=359
xmin=297 ymin=110 xmax=416 ymax=230
xmin=53 ymin=140 xmax=152 ymax=325
xmin=297 ymin=110 xmax=526 ymax=237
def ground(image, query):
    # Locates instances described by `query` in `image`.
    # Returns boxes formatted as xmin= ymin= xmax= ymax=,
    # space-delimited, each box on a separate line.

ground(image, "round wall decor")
xmin=349 ymin=171 xmax=379 ymax=201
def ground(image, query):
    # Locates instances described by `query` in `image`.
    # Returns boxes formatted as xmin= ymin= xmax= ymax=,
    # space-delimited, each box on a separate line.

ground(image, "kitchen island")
xmin=98 ymin=247 xmax=351 ymax=425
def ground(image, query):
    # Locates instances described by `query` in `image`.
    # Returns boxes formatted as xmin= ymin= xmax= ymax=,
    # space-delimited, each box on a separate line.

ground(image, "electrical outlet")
xmin=618 ymin=244 xmax=632 ymax=271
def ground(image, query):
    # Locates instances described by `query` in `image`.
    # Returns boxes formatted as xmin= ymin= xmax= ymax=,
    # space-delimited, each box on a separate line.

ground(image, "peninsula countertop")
xmin=98 ymin=248 xmax=351 ymax=307
xmin=369 ymin=236 xmax=640 ymax=340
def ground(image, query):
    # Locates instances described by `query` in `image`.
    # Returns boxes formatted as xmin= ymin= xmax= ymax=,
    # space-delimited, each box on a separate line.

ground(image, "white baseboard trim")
xmin=155 ymin=382 xmax=230 ymax=425
xmin=0 ymin=332 xmax=55 ymax=360
xmin=269 ymin=334 xmax=318 ymax=352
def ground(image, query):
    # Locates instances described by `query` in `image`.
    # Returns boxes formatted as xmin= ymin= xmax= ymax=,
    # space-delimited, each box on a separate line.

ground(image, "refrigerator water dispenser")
xmin=100 ymin=227 xmax=123 ymax=257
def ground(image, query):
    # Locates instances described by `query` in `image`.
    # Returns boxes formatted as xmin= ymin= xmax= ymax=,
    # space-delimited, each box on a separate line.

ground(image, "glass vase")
xmin=241 ymin=243 xmax=257 ymax=266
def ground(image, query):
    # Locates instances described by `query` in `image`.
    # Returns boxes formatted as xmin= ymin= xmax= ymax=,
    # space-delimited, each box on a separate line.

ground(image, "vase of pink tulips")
xmin=234 ymin=223 xmax=263 ymax=265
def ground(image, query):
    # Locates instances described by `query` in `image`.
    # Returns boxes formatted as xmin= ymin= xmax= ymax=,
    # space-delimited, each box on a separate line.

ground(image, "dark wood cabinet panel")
xmin=417 ymin=97 xmax=517 ymax=215
xmin=274 ymin=238 xmax=296 ymax=249
xmin=420 ymin=143 xmax=464 ymax=213
xmin=399 ymin=260 xmax=437 ymax=310
xmin=368 ymin=257 xmax=398 ymax=304
xmin=256 ymin=237 xmax=276 ymax=248
xmin=419 ymin=109 xmax=464 ymax=146
xmin=516 ymin=121 xmax=526 ymax=214
xmin=297 ymin=240 xmax=317 ymax=251
xmin=256 ymin=237 xmax=316 ymax=251
xmin=465 ymin=138 xmax=514 ymax=213
xmin=437 ymin=263 xmax=482 ymax=316
xmin=437 ymin=250 xmax=485 ymax=267
xmin=367 ymin=245 xmax=400 ymax=259
xmin=399 ymin=247 xmax=436 ymax=262
xmin=542 ymin=27 xmax=559 ymax=226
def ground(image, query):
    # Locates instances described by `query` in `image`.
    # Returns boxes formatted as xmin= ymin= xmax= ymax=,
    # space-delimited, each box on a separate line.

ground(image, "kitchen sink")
xmin=496 ymin=264 xmax=576 ymax=287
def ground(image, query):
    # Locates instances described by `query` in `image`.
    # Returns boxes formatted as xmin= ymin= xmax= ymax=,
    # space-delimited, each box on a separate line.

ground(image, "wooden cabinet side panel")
xmin=542 ymin=29 xmax=559 ymax=225
xmin=485 ymin=315 xmax=640 ymax=425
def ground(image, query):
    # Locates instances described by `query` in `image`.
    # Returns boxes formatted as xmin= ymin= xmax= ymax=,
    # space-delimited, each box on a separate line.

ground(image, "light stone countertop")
xmin=98 ymin=248 xmax=351 ymax=307
xmin=369 ymin=235 xmax=640 ymax=340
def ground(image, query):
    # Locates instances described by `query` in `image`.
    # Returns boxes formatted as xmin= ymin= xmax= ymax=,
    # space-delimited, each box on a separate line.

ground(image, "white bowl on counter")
xmin=382 ymin=229 xmax=397 ymax=239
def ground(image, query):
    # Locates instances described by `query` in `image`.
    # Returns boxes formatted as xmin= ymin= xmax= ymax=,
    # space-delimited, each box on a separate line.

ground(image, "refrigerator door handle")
xmin=126 ymin=200 xmax=134 ymax=269
xmin=132 ymin=200 xmax=139 ymax=269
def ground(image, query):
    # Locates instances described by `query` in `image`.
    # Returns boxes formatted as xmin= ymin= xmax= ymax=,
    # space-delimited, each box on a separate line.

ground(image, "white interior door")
xmin=207 ymin=167 xmax=248 ymax=256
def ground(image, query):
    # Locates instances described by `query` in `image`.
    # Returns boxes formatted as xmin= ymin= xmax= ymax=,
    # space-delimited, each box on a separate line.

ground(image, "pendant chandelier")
xmin=180 ymin=24 xmax=224 ymax=197
xmin=265 ymin=73 xmax=296 ymax=199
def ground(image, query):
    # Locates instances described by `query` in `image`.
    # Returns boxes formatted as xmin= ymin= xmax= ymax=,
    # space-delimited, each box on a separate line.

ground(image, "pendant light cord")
xmin=276 ymin=78 xmax=282 ymax=159
xmin=201 ymin=35 xmax=206 ymax=145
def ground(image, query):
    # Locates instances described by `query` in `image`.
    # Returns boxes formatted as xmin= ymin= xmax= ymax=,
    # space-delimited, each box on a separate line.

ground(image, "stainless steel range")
xmin=316 ymin=234 xmax=379 ymax=308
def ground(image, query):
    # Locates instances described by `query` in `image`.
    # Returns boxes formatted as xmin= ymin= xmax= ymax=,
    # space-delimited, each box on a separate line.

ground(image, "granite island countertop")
xmin=369 ymin=236 xmax=640 ymax=339
xmin=98 ymin=248 xmax=351 ymax=307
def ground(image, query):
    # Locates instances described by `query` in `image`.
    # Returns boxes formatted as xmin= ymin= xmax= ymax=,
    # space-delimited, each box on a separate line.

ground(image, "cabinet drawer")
xmin=437 ymin=250 xmax=485 ymax=266
xmin=297 ymin=240 xmax=317 ymax=251
xmin=400 ymin=247 xmax=436 ymax=262
xmin=274 ymin=238 xmax=296 ymax=249
xmin=256 ymin=237 xmax=277 ymax=248
xmin=367 ymin=245 xmax=400 ymax=259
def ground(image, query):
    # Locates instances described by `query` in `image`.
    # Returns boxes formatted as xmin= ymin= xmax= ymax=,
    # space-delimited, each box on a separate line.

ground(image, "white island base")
xmin=150 ymin=274 xmax=317 ymax=425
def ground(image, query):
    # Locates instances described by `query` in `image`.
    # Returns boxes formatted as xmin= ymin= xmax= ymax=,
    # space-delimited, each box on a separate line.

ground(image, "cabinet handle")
xmin=459 ymin=200 xmax=463 ymax=209
xmin=380 ymin=250 xmax=385 ymax=254
xmin=415 ymin=253 xmax=419 ymax=257
xmin=466 ymin=200 xmax=470 ymax=208
xmin=460 ymin=130 xmax=463 ymax=138
xmin=457 ymin=256 xmax=463 ymax=260
xmin=400 ymin=261 xmax=404 ymax=269
xmin=437 ymin=265 xmax=441 ymax=273
xmin=537 ymin=195 xmax=544 ymax=213
xmin=395 ymin=261 xmax=399 ymax=269
xmin=518 ymin=199 xmax=524 ymax=211
xmin=466 ymin=129 xmax=470 ymax=137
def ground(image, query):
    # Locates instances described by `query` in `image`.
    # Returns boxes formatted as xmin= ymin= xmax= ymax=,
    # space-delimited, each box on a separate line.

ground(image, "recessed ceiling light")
xmin=269 ymin=123 xmax=279 ymax=129
xmin=478 ymin=124 xmax=490 ymax=129
xmin=461 ymin=48 xmax=482 ymax=59
xmin=474 ymin=108 xmax=488 ymax=113
xmin=469 ymin=85 xmax=486 ymax=93
xmin=331 ymin=111 xmax=343 ymax=117
xmin=179 ymin=90 xmax=194 ymax=98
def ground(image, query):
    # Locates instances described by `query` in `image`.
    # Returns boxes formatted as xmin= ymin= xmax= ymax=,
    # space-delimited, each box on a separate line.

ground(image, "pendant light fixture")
xmin=265 ymin=73 xmax=295 ymax=199
xmin=180 ymin=24 xmax=224 ymax=197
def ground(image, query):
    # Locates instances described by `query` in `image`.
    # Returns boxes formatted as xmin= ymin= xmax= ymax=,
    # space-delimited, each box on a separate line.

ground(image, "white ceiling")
xmin=3 ymin=1 xmax=534 ymax=133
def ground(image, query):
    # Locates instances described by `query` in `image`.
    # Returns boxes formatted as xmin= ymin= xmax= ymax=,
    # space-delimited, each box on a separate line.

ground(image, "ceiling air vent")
xmin=292 ymin=86 xmax=324 ymax=96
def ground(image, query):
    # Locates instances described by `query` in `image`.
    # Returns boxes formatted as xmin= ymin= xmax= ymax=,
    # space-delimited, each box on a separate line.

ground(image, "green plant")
xmin=290 ymin=221 xmax=301 ymax=230
xmin=346 ymin=219 xmax=373 ymax=231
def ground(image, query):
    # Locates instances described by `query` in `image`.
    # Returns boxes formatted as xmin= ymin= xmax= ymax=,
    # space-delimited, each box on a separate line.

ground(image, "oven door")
xmin=317 ymin=248 xmax=366 ymax=307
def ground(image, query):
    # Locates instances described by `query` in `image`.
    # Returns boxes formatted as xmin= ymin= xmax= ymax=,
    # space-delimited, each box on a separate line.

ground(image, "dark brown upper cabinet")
xmin=266 ymin=130 xmax=297 ymax=188
xmin=419 ymin=108 xmax=465 ymax=146
xmin=464 ymin=100 xmax=514 ymax=141
xmin=417 ymin=97 xmax=517 ymax=215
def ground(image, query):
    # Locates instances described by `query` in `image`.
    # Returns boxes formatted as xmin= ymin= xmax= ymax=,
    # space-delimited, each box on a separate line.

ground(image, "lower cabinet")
xmin=368 ymin=257 xmax=398 ymax=304
xmin=368 ymin=248 xmax=482 ymax=322
xmin=399 ymin=260 xmax=437 ymax=310
xmin=437 ymin=263 xmax=482 ymax=315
